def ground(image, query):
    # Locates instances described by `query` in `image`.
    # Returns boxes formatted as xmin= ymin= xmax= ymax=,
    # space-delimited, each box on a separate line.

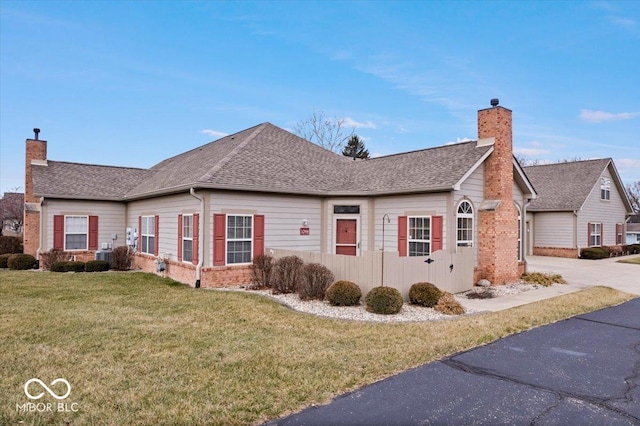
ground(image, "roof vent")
xmin=33 ymin=128 xmax=40 ymax=140
xmin=490 ymin=99 xmax=499 ymax=107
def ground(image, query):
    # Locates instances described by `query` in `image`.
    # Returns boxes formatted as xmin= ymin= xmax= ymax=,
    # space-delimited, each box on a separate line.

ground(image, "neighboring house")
xmin=627 ymin=215 xmax=640 ymax=244
xmin=24 ymin=101 xmax=536 ymax=287
xmin=0 ymin=192 xmax=24 ymax=236
xmin=523 ymin=160 xmax=634 ymax=258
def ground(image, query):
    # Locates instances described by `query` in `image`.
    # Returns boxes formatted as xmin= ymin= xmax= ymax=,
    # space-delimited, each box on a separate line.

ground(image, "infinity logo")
xmin=24 ymin=378 xmax=71 ymax=400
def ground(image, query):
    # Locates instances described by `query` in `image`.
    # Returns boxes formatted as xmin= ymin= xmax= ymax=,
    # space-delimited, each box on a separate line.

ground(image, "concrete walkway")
xmin=460 ymin=254 xmax=640 ymax=312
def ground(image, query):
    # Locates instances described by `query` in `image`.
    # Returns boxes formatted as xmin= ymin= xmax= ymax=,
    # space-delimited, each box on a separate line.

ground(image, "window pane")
xmin=183 ymin=215 xmax=193 ymax=238
xmin=66 ymin=234 xmax=87 ymax=250
xmin=183 ymin=240 xmax=193 ymax=262
xmin=227 ymin=240 xmax=252 ymax=264
xmin=66 ymin=216 xmax=87 ymax=233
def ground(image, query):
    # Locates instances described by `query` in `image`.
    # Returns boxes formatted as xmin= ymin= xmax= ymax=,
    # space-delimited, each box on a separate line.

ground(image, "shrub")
xmin=51 ymin=261 xmax=69 ymax=272
xmin=272 ymin=256 xmax=304 ymax=294
xmin=298 ymin=263 xmax=335 ymax=300
xmin=249 ymin=254 xmax=274 ymax=289
xmin=0 ymin=236 xmax=23 ymax=255
xmin=40 ymin=249 xmax=70 ymax=271
xmin=325 ymin=280 xmax=362 ymax=306
xmin=365 ymin=286 xmax=404 ymax=315
xmin=110 ymin=246 xmax=134 ymax=271
xmin=66 ymin=261 xmax=85 ymax=272
xmin=85 ymin=260 xmax=109 ymax=272
xmin=580 ymin=247 xmax=608 ymax=260
xmin=0 ymin=253 xmax=12 ymax=268
xmin=7 ymin=253 xmax=36 ymax=270
xmin=435 ymin=292 xmax=466 ymax=315
xmin=623 ymin=244 xmax=640 ymax=255
xmin=408 ymin=282 xmax=443 ymax=307
xmin=521 ymin=272 xmax=566 ymax=286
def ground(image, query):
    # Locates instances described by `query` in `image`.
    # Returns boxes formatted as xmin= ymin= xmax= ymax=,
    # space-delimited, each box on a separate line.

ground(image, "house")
xmin=0 ymin=192 xmax=24 ymax=236
xmin=24 ymin=101 xmax=537 ymax=287
xmin=626 ymin=215 xmax=640 ymax=244
xmin=523 ymin=159 xmax=634 ymax=258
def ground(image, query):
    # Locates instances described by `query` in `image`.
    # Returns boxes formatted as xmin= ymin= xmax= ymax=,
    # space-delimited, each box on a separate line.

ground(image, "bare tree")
xmin=626 ymin=181 xmax=640 ymax=213
xmin=0 ymin=188 xmax=24 ymax=235
xmin=515 ymin=155 xmax=543 ymax=166
xmin=293 ymin=110 xmax=355 ymax=153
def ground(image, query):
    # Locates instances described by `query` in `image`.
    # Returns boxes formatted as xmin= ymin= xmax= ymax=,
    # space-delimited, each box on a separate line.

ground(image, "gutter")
xmin=189 ymin=188 xmax=204 ymax=289
xmin=522 ymin=198 xmax=531 ymax=273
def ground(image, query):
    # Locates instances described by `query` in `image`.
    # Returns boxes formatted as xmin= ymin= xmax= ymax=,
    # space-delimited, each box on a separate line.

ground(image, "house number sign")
xmin=300 ymin=227 xmax=310 ymax=235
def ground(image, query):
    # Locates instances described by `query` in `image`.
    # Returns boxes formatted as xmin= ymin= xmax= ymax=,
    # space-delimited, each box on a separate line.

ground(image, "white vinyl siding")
xmin=45 ymin=200 xmax=126 ymax=251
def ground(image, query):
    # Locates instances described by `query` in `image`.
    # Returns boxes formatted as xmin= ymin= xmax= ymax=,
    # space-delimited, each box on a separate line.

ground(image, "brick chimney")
xmin=476 ymin=100 xmax=520 ymax=284
xmin=24 ymin=129 xmax=47 ymax=258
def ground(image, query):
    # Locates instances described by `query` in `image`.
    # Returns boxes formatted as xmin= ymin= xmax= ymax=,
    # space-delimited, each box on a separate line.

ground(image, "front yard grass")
xmin=0 ymin=270 xmax=635 ymax=425
xmin=618 ymin=256 xmax=640 ymax=265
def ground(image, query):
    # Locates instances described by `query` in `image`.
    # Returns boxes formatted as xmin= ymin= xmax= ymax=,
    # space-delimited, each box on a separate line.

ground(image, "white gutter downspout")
xmin=189 ymin=188 xmax=204 ymax=289
xmin=522 ymin=198 xmax=531 ymax=274
xmin=36 ymin=197 xmax=44 ymax=265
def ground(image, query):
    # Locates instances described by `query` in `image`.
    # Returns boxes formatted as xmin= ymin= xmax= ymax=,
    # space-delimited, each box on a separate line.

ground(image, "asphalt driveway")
xmin=268 ymin=298 xmax=640 ymax=425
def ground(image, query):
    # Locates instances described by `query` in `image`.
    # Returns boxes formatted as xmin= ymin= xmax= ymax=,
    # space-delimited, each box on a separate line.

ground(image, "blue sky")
xmin=1 ymin=0 xmax=639 ymax=195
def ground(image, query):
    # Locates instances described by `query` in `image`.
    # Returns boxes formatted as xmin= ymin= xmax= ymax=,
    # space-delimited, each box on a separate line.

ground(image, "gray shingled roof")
xmin=32 ymin=122 xmax=494 ymax=200
xmin=523 ymin=159 xmax=612 ymax=211
xmin=32 ymin=161 xmax=153 ymax=200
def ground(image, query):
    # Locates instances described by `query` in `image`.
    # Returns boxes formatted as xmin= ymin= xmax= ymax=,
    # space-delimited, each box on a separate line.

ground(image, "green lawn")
xmin=0 ymin=270 xmax=635 ymax=425
xmin=618 ymin=256 xmax=640 ymax=265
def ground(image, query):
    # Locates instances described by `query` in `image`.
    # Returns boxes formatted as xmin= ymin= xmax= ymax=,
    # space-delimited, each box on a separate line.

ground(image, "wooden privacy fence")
xmin=266 ymin=247 xmax=475 ymax=299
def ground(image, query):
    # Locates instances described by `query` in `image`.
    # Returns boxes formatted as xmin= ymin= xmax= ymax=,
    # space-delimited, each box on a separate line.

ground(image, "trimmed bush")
xmin=580 ymin=247 xmax=608 ymax=259
xmin=408 ymin=282 xmax=443 ymax=307
xmin=0 ymin=253 xmax=12 ymax=268
xmin=298 ymin=263 xmax=335 ymax=300
xmin=325 ymin=280 xmax=362 ymax=306
xmin=40 ymin=249 xmax=70 ymax=271
xmin=249 ymin=254 xmax=273 ymax=289
xmin=623 ymin=244 xmax=640 ymax=255
xmin=85 ymin=260 xmax=109 ymax=272
xmin=272 ymin=256 xmax=304 ymax=294
xmin=66 ymin=261 xmax=86 ymax=273
xmin=7 ymin=253 xmax=36 ymax=270
xmin=434 ymin=292 xmax=466 ymax=315
xmin=365 ymin=286 xmax=404 ymax=315
xmin=0 ymin=236 xmax=22 ymax=255
xmin=110 ymin=246 xmax=134 ymax=271
xmin=51 ymin=261 xmax=69 ymax=272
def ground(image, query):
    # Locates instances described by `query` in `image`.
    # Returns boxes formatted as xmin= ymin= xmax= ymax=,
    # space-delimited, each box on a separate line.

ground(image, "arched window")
xmin=456 ymin=200 xmax=474 ymax=247
xmin=515 ymin=203 xmax=522 ymax=261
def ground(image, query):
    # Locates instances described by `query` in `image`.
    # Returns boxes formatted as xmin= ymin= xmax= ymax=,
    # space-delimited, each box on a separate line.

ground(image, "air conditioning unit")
xmin=95 ymin=251 xmax=111 ymax=263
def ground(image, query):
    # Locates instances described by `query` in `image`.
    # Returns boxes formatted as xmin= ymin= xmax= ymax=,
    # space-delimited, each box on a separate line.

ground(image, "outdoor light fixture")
xmin=302 ymin=219 xmax=309 ymax=227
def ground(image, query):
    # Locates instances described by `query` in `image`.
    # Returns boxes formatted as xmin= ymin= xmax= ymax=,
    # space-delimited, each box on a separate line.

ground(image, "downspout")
xmin=189 ymin=188 xmax=204 ymax=288
xmin=522 ymin=198 xmax=531 ymax=274
xmin=36 ymin=197 xmax=44 ymax=266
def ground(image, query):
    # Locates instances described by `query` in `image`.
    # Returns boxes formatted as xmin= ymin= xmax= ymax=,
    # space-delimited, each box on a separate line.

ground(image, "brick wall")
xmin=23 ymin=138 xmax=47 ymax=257
xmin=476 ymin=104 xmax=521 ymax=285
xmin=533 ymin=247 xmax=579 ymax=259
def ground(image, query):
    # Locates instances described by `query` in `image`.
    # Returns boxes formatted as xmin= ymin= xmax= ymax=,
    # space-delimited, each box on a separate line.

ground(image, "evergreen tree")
xmin=341 ymin=135 xmax=370 ymax=159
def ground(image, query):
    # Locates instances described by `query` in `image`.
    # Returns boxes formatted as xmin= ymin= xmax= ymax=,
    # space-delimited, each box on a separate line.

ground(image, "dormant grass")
xmin=0 ymin=270 xmax=634 ymax=425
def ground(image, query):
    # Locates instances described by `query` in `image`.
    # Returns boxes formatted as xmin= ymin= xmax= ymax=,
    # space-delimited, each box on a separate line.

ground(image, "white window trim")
xmin=182 ymin=214 xmax=193 ymax=263
xmin=64 ymin=215 xmax=88 ymax=251
xmin=589 ymin=223 xmax=602 ymax=247
xmin=226 ymin=214 xmax=253 ymax=265
xmin=333 ymin=215 xmax=361 ymax=256
xmin=600 ymin=177 xmax=611 ymax=201
xmin=141 ymin=215 xmax=155 ymax=255
xmin=408 ymin=216 xmax=431 ymax=257
xmin=456 ymin=200 xmax=474 ymax=248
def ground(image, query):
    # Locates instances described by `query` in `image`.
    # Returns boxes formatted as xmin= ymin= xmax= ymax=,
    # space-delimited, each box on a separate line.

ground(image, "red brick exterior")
xmin=23 ymin=139 xmax=47 ymax=257
xmin=476 ymin=106 xmax=521 ymax=285
xmin=533 ymin=247 xmax=579 ymax=259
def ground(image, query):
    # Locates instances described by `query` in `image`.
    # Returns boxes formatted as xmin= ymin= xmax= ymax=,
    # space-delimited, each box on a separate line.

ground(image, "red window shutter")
xmin=588 ymin=223 xmax=592 ymax=247
xmin=253 ymin=215 xmax=265 ymax=260
xmin=213 ymin=214 xmax=226 ymax=266
xmin=88 ymin=216 xmax=99 ymax=250
xmin=432 ymin=216 xmax=443 ymax=252
xmin=138 ymin=216 xmax=142 ymax=252
xmin=192 ymin=213 xmax=199 ymax=265
xmin=177 ymin=214 xmax=183 ymax=262
xmin=398 ymin=216 xmax=407 ymax=257
xmin=53 ymin=215 xmax=64 ymax=250
xmin=154 ymin=215 xmax=159 ymax=256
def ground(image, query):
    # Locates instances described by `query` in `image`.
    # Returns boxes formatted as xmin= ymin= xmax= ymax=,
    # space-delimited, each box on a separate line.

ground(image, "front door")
xmin=335 ymin=219 xmax=358 ymax=255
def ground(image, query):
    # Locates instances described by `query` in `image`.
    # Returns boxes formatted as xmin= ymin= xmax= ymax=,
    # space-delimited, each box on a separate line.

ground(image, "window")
xmin=182 ymin=215 xmax=193 ymax=262
xmin=456 ymin=201 xmax=474 ymax=247
xmin=227 ymin=215 xmax=252 ymax=264
xmin=516 ymin=204 xmax=522 ymax=261
xmin=408 ymin=216 xmax=430 ymax=256
xmin=141 ymin=216 xmax=155 ymax=254
xmin=616 ymin=224 xmax=623 ymax=245
xmin=600 ymin=178 xmax=611 ymax=200
xmin=65 ymin=216 xmax=87 ymax=250
xmin=589 ymin=223 xmax=602 ymax=247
